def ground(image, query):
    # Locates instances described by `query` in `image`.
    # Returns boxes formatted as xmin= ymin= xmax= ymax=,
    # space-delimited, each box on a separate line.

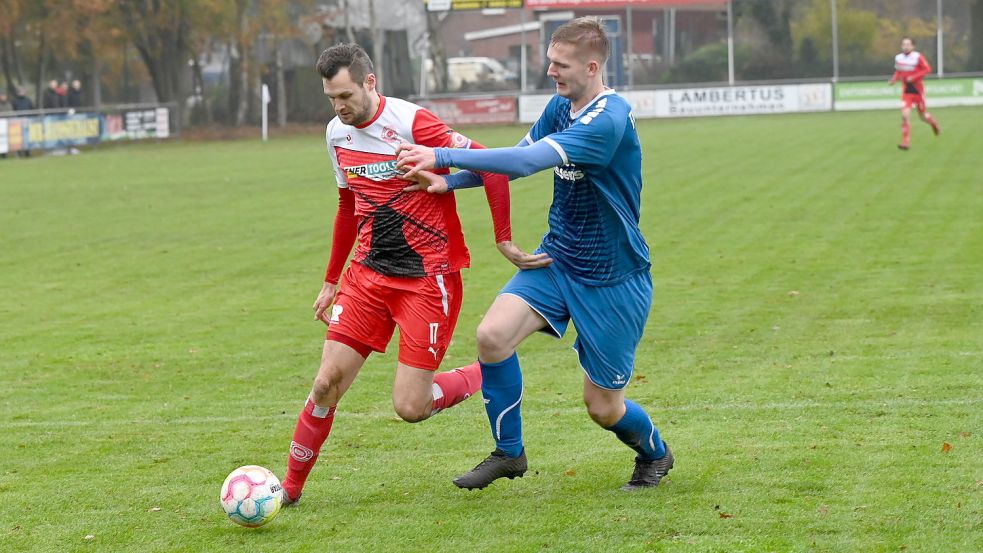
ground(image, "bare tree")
xmin=116 ymin=0 xmax=192 ymax=116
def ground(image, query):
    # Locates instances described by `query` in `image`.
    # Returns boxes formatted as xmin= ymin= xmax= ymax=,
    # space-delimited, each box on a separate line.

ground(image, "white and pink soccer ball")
xmin=219 ymin=465 xmax=283 ymax=527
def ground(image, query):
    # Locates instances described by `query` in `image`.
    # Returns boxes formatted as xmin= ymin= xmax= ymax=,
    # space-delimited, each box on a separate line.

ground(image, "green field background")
xmin=1 ymin=108 xmax=980 ymax=552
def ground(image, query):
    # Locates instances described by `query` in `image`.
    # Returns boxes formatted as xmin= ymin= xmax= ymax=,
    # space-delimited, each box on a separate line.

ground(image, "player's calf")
xmin=431 ymin=362 xmax=482 ymax=413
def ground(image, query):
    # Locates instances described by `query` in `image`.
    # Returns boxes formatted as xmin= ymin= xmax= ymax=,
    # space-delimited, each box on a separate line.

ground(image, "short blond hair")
xmin=551 ymin=17 xmax=609 ymax=64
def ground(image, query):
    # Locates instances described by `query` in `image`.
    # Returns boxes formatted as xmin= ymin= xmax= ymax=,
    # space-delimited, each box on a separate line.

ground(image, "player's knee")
xmin=584 ymin=398 xmax=621 ymax=427
xmin=392 ymin=398 xmax=429 ymax=423
xmin=311 ymin=366 xmax=345 ymax=403
xmin=476 ymin=322 xmax=510 ymax=360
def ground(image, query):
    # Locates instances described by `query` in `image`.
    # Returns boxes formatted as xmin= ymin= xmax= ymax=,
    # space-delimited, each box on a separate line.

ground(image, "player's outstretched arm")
xmin=405 ymin=135 xmax=535 ymax=192
xmin=397 ymin=140 xmax=563 ymax=180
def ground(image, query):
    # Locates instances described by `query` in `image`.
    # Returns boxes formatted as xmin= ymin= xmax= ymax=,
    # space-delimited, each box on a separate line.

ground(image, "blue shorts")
xmin=500 ymin=263 xmax=652 ymax=390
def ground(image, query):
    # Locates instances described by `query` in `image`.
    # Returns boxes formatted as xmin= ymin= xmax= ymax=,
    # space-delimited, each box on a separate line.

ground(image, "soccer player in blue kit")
xmin=396 ymin=17 xmax=672 ymax=491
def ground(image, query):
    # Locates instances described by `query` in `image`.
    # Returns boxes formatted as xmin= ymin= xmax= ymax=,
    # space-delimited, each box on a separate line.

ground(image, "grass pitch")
xmin=1 ymin=107 xmax=981 ymax=552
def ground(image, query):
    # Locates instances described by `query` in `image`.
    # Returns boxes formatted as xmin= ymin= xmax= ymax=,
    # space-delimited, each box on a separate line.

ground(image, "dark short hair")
xmin=902 ymin=36 xmax=915 ymax=45
xmin=551 ymin=17 xmax=609 ymax=63
xmin=316 ymin=43 xmax=374 ymax=84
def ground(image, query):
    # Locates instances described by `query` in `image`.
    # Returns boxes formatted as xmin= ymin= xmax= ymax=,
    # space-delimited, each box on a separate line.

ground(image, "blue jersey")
xmin=526 ymin=90 xmax=650 ymax=285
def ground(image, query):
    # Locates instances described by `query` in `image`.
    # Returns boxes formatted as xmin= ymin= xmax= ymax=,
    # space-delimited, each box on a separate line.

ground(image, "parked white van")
xmin=447 ymin=57 xmax=516 ymax=90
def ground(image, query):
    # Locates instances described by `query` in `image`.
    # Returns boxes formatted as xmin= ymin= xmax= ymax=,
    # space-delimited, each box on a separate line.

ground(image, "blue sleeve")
xmin=544 ymin=98 xmax=628 ymax=168
xmin=444 ymin=137 xmax=533 ymax=190
xmin=435 ymin=139 xmax=564 ymax=179
xmin=444 ymin=170 xmax=485 ymax=190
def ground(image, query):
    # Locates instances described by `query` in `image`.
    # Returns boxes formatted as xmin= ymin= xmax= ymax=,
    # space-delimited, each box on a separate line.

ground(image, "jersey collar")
xmin=355 ymin=93 xmax=386 ymax=129
xmin=569 ymin=88 xmax=616 ymax=120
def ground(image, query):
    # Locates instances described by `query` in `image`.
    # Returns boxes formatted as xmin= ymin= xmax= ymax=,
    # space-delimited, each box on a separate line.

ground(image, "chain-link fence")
xmin=5 ymin=1 xmax=975 ymax=126
xmin=421 ymin=0 xmax=982 ymax=97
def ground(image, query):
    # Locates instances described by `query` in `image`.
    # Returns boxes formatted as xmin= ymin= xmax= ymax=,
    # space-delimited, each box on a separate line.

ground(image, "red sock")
xmin=282 ymin=398 xmax=336 ymax=500
xmin=925 ymin=113 xmax=940 ymax=134
xmin=901 ymin=120 xmax=911 ymax=146
xmin=431 ymin=361 xmax=482 ymax=412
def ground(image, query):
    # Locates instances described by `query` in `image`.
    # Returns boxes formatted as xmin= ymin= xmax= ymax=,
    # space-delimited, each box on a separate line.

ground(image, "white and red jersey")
xmin=324 ymin=95 xmax=510 ymax=279
xmin=892 ymin=51 xmax=932 ymax=96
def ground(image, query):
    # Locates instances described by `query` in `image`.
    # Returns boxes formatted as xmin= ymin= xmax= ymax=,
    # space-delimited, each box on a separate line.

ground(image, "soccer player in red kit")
xmin=889 ymin=36 xmax=940 ymax=150
xmin=280 ymin=43 xmax=550 ymax=505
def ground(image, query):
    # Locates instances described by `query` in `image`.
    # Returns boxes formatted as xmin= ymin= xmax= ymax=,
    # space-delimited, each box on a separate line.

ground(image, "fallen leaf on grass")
xmin=148 ymin=506 xmax=161 ymax=512
xmin=788 ymin=290 xmax=800 ymax=297
xmin=714 ymin=505 xmax=735 ymax=518
xmin=564 ymin=468 xmax=577 ymax=477
xmin=958 ymin=431 xmax=971 ymax=438
xmin=84 ymin=535 xmax=95 ymax=540
xmin=942 ymin=442 xmax=953 ymax=453
xmin=818 ymin=505 xmax=829 ymax=516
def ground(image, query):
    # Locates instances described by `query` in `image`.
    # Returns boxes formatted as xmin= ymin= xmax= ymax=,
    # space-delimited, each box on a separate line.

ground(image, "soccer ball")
xmin=220 ymin=465 xmax=283 ymax=527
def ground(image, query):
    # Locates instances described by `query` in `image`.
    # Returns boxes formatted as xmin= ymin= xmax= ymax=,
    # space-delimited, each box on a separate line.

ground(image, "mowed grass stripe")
xmin=1 ymin=395 xmax=979 ymax=430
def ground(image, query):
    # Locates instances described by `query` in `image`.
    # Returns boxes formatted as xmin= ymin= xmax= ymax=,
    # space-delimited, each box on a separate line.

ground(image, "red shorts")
xmin=326 ymin=262 xmax=463 ymax=370
xmin=902 ymin=93 xmax=926 ymax=111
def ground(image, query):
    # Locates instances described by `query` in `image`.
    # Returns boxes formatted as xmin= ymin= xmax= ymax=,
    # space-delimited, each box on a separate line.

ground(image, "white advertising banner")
xmin=621 ymin=90 xmax=659 ymax=119
xmin=654 ymin=84 xmax=832 ymax=117
xmin=517 ymin=84 xmax=831 ymax=124
xmin=156 ymin=107 xmax=170 ymax=138
xmin=0 ymin=118 xmax=8 ymax=154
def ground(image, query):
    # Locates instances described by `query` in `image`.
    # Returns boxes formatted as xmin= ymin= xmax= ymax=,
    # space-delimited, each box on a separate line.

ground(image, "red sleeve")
xmin=411 ymin=109 xmax=512 ymax=243
xmin=324 ymin=187 xmax=357 ymax=284
xmin=913 ymin=55 xmax=932 ymax=80
xmin=469 ymin=140 xmax=511 ymax=243
xmin=411 ymin=108 xmax=454 ymax=148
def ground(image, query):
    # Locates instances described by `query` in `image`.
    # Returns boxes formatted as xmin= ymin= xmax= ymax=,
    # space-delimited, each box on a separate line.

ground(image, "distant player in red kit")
xmin=279 ymin=43 xmax=549 ymax=505
xmin=888 ymin=36 xmax=940 ymax=151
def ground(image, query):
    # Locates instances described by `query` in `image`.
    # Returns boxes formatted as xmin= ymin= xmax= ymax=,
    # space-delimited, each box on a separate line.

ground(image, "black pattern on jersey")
xmin=905 ymin=82 xmax=919 ymax=95
xmin=353 ymin=189 xmax=448 ymax=277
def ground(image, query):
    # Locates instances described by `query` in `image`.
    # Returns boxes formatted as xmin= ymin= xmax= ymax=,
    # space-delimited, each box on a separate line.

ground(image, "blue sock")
xmin=479 ymin=353 xmax=523 ymax=457
xmin=607 ymin=399 xmax=666 ymax=461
